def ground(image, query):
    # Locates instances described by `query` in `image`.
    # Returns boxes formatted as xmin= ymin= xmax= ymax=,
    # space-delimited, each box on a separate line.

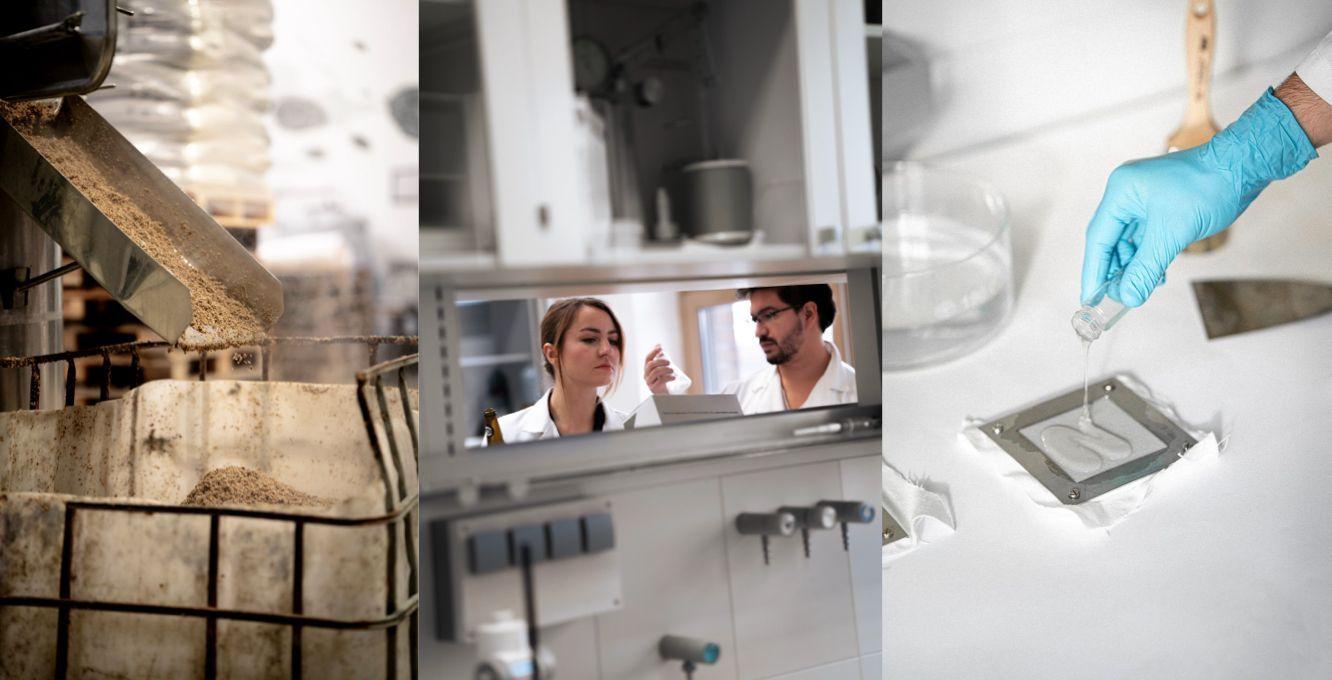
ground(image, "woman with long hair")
xmin=493 ymin=297 xmax=630 ymax=442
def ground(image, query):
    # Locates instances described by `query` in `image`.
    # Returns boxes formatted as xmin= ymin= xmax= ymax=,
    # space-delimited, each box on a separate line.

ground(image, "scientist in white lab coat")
xmin=493 ymin=298 xmax=631 ymax=443
xmin=645 ymin=284 xmax=856 ymax=414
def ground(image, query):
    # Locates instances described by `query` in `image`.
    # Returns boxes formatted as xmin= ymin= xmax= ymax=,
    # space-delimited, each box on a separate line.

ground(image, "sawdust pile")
xmin=0 ymin=99 xmax=59 ymax=127
xmin=182 ymin=466 xmax=329 ymax=508
xmin=0 ymin=100 xmax=265 ymax=349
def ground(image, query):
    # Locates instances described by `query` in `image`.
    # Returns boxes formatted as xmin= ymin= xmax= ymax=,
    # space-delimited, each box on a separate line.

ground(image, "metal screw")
xmin=1103 ymin=384 xmax=1115 ymax=392
xmin=882 ymin=529 xmax=893 ymax=541
xmin=1068 ymin=488 xmax=1081 ymax=500
xmin=992 ymin=424 xmax=1004 ymax=435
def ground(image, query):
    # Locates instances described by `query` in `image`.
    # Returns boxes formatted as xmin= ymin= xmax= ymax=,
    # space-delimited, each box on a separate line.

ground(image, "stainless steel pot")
xmin=680 ymin=159 xmax=753 ymax=246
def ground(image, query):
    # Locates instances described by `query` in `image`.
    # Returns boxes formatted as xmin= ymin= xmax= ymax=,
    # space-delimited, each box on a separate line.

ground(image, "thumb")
xmin=1116 ymin=225 xmax=1179 ymax=308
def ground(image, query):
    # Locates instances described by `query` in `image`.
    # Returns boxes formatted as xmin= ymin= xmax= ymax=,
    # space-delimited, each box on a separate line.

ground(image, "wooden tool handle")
xmin=1183 ymin=0 xmax=1216 ymax=125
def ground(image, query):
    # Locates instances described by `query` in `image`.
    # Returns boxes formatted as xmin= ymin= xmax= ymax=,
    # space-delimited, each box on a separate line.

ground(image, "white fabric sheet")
xmin=882 ymin=462 xmax=956 ymax=564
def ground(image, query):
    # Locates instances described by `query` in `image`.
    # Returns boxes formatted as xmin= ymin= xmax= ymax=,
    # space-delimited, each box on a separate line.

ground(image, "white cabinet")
xmin=474 ymin=0 xmax=592 ymax=266
xmin=421 ymin=0 xmax=875 ymax=266
xmin=788 ymin=0 xmax=877 ymax=255
xmin=720 ymin=461 xmax=860 ymax=678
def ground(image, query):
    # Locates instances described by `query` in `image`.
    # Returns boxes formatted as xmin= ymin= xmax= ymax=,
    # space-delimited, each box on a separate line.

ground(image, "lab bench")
xmin=883 ymin=48 xmax=1332 ymax=679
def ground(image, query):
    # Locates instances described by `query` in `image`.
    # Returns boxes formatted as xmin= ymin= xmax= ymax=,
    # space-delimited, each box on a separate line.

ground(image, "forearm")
xmin=1275 ymin=72 xmax=1332 ymax=147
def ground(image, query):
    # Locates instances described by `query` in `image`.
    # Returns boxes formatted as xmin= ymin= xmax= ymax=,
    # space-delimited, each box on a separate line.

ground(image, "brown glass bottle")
xmin=483 ymin=408 xmax=504 ymax=445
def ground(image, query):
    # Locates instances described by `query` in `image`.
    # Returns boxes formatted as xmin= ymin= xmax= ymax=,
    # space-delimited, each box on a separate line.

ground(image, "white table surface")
xmin=883 ymin=52 xmax=1332 ymax=679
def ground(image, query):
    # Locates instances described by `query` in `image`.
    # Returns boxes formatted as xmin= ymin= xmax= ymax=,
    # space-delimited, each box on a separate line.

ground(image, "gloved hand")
xmin=1081 ymin=89 xmax=1318 ymax=307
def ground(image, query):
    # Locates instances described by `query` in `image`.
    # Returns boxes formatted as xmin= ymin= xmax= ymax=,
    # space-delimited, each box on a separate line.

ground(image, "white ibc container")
xmin=0 ymin=380 xmax=418 ymax=679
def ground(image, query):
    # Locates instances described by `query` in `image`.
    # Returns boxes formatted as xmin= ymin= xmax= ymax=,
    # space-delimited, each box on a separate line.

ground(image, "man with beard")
xmin=644 ymin=284 xmax=856 ymax=414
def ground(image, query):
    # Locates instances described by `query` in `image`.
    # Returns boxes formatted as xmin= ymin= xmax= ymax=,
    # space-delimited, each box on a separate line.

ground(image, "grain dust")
xmin=182 ymin=466 xmax=329 ymax=508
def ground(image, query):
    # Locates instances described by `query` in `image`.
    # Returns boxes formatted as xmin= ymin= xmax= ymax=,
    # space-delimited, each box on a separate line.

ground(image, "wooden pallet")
xmin=67 ymin=351 xmax=173 ymax=403
xmin=164 ymin=346 xmax=256 ymax=382
xmin=58 ymin=300 xmax=268 ymax=404
xmin=183 ymin=182 xmax=274 ymax=229
xmin=57 ymin=344 xmax=263 ymax=405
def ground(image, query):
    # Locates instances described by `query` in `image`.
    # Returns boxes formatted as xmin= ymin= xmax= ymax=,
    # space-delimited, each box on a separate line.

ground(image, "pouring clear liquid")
xmin=1072 ymin=271 xmax=1130 ymax=343
xmin=1041 ymin=272 xmax=1134 ymax=477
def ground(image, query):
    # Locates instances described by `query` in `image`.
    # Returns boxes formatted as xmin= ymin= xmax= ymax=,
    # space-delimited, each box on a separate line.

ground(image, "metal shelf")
xmin=459 ymin=353 xmax=531 ymax=368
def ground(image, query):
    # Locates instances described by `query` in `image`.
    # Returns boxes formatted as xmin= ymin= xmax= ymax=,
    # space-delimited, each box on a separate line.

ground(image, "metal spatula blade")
xmin=1192 ymin=279 xmax=1332 ymax=339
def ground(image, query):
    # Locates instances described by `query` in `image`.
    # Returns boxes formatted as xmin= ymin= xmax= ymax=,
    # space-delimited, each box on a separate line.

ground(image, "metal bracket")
xmin=1 ymin=261 xmax=80 ymax=310
xmin=0 ymin=267 xmax=29 ymax=310
xmin=882 ymin=506 xmax=907 ymax=546
xmin=979 ymin=376 xmax=1196 ymax=505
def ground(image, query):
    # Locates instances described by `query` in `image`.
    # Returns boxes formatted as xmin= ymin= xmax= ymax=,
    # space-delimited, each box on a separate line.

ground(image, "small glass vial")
xmin=1072 ymin=271 xmax=1130 ymax=341
xmin=653 ymin=345 xmax=693 ymax=395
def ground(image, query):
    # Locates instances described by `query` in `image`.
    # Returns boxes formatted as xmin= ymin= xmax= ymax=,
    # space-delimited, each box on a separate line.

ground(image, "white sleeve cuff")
xmin=1295 ymin=29 xmax=1332 ymax=105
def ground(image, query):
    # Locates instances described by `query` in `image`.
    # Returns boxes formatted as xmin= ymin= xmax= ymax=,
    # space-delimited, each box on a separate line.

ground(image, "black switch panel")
xmin=509 ymin=524 xmax=548 ymax=564
xmin=581 ymin=512 xmax=615 ymax=553
xmin=431 ymin=519 xmax=459 ymax=641
xmin=467 ymin=529 xmax=510 ymax=574
xmin=547 ymin=517 xmax=581 ymax=559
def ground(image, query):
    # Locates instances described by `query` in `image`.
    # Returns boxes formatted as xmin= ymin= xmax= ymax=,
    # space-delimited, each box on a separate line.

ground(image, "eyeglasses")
xmin=750 ymin=306 xmax=794 ymax=325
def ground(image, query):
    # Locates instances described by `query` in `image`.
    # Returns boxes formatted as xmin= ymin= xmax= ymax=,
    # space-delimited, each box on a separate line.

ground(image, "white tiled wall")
xmin=884 ymin=0 xmax=1332 ymax=158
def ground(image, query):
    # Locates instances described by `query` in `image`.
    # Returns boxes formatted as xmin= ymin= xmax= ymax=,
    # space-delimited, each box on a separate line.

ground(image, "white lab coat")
xmin=723 ymin=341 xmax=857 ymax=415
xmin=492 ymin=388 xmax=630 ymax=443
xmin=1296 ymin=29 xmax=1332 ymax=105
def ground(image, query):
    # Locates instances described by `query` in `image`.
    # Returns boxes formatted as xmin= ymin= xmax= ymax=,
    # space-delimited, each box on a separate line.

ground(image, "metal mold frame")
xmin=978 ymin=376 xmax=1196 ymax=505
xmin=882 ymin=505 xmax=907 ymax=546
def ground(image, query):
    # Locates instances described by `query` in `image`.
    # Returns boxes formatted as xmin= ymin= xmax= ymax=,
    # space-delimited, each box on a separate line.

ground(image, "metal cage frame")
xmin=0 ymin=340 xmax=421 ymax=679
xmin=0 ymin=334 xmax=418 ymax=409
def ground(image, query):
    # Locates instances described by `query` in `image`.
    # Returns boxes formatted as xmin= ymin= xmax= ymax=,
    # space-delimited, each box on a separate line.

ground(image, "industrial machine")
xmin=2 ymin=1 xmax=117 ymax=410
xmin=420 ymin=255 xmax=883 ymax=679
xmin=1 ymin=0 xmax=283 ymax=411
xmin=1 ymin=6 xmax=420 ymax=677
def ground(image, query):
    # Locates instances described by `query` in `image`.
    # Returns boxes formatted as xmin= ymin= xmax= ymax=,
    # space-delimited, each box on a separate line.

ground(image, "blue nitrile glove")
xmin=1081 ymin=89 xmax=1318 ymax=307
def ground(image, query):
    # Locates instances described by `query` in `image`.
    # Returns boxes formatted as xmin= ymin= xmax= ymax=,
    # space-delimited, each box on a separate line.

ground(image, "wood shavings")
xmin=1 ymin=99 xmax=267 ymax=349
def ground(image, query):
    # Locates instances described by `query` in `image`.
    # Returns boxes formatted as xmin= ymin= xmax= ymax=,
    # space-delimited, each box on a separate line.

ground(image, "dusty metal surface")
xmin=0 ymin=3 xmax=117 ymax=101
xmin=0 ymin=97 xmax=282 ymax=344
xmin=0 ymin=192 xmax=63 ymax=411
